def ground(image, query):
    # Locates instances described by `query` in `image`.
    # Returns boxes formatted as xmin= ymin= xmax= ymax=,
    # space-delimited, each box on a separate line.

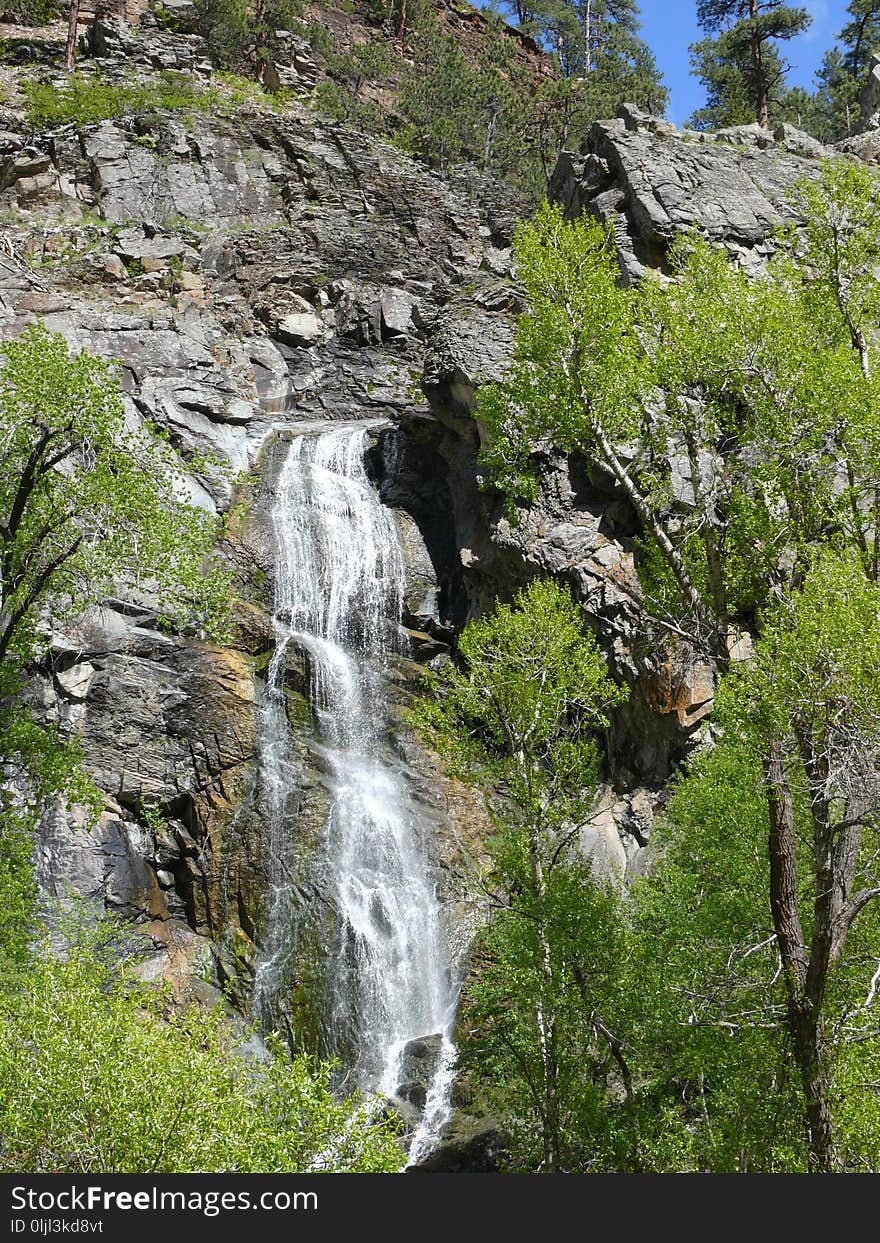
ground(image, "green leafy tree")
xmin=693 ymin=1 xmax=811 ymax=128
xmin=0 ymin=323 xmax=230 ymax=970
xmin=479 ymin=162 xmax=880 ymax=652
xmin=0 ymin=922 xmax=403 ymax=1172
xmin=475 ymin=202 xmax=732 ymax=656
xmin=741 ymin=553 xmax=880 ymax=1169
xmin=583 ymin=15 xmax=667 ymax=110
xmin=0 ymin=323 xmax=229 ymax=683
xmin=476 ymin=164 xmax=880 ymax=1170
xmin=415 ymin=578 xmax=627 ymax=1171
xmin=629 ymin=734 xmax=813 ymax=1170
xmin=633 ymin=553 xmax=880 ymax=1171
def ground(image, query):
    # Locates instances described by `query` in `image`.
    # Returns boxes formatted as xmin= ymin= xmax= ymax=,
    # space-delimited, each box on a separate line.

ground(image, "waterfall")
xmin=254 ymin=421 xmax=456 ymax=1162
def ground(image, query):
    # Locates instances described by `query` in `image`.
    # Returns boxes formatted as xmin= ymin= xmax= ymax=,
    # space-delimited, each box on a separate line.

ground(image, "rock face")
xmin=550 ymin=111 xmax=826 ymax=281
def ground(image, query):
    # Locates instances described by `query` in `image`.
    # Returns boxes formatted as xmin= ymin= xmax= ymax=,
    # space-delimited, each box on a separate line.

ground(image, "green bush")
xmin=1 ymin=0 xmax=60 ymax=26
xmin=0 ymin=927 xmax=404 ymax=1173
xmin=22 ymin=71 xmax=222 ymax=128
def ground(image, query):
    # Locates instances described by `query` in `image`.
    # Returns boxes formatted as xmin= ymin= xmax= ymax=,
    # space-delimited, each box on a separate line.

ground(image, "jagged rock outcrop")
xmin=550 ymin=110 xmax=827 ymax=281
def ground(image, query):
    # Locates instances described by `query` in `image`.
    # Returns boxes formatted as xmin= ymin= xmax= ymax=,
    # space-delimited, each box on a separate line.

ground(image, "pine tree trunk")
xmin=749 ymin=0 xmax=770 ymax=126
xmin=64 ymin=0 xmax=79 ymax=71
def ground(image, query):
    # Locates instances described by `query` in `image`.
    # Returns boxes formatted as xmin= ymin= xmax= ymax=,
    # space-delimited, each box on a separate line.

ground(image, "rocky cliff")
xmin=1 ymin=3 xmax=852 ymax=1132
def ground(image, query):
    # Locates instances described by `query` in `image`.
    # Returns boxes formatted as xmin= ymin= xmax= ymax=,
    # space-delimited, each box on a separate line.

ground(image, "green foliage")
xmin=499 ymin=0 xmax=666 ymax=98
xmin=195 ymin=0 xmax=307 ymax=83
xmin=461 ymin=856 xmax=631 ymax=1171
xmin=306 ymin=2 xmax=664 ymax=197
xmin=415 ymin=578 xmax=628 ymax=1170
xmin=400 ymin=31 xmax=495 ymax=172
xmin=22 ymin=71 xmax=222 ymax=128
xmin=476 ymin=201 xmax=642 ymax=508
xmin=810 ymin=2 xmax=880 ymax=141
xmin=471 ymin=170 xmax=880 ymax=1167
xmin=311 ymin=34 xmax=396 ymax=134
xmin=0 ymin=324 xmax=230 ymax=988
xmin=479 ymin=163 xmax=880 ymax=649
xmin=0 ymin=323 xmax=231 ymax=682
xmin=724 ymin=547 xmax=880 ymax=748
xmin=0 ymin=924 xmax=404 ymax=1172
xmin=628 ymin=737 xmax=810 ymax=1170
xmin=415 ymin=577 xmax=626 ymax=817
xmin=305 ymin=19 xmax=336 ymax=61
xmin=2 ymin=0 xmax=59 ymax=23
xmin=689 ymin=33 xmax=772 ymax=128
xmin=810 ymin=46 xmax=860 ymax=141
xmin=628 ymin=552 xmax=880 ymax=1169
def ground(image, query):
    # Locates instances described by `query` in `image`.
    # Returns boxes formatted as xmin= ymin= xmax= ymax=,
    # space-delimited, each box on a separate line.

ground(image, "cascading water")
xmin=254 ymin=421 xmax=456 ymax=1163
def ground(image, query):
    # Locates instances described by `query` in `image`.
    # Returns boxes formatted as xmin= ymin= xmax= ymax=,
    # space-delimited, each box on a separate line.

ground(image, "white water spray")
xmin=255 ymin=422 xmax=456 ymax=1160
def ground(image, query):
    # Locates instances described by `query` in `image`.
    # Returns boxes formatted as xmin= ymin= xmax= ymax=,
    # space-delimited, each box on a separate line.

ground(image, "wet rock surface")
xmin=395 ymin=1034 xmax=445 ymax=1114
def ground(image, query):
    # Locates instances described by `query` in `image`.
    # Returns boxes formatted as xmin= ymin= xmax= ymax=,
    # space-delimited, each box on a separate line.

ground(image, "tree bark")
xmin=528 ymin=801 xmax=560 ymax=1171
xmin=749 ymin=0 xmax=770 ymax=126
xmin=65 ymin=0 xmax=80 ymax=71
xmin=763 ymin=739 xmax=836 ymax=1170
xmin=764 ymin=742 xmax=808 ymax=995
xmin=789 ymin=1005 xmax=835 ymax=1172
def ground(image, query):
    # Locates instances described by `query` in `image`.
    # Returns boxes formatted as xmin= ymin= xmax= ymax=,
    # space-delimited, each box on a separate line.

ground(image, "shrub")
xmin=1 ymin=0 xmax=60 ymax=26
xmin=22 ymin=71 xmax=222 ymax=128
xmin=0 ymin=926 xmax=404 ymax=1173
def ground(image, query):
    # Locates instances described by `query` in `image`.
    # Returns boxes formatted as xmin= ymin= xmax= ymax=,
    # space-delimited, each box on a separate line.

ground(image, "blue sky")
xmin=639 ymin=1 xmax=851 ymax=125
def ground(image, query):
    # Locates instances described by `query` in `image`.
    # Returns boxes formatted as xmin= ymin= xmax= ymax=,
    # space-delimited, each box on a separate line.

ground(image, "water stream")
xmin=253 ymin=421 xmax=456 ymax=1163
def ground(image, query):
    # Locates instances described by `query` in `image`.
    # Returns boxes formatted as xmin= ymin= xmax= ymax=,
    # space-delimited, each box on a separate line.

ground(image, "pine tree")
xmin=840 ymin=0 xmax=880 ymax=79
xmin=693 ymin=1 xmax=811 ymax=128
xmin=498 ymin=0 xmax=665 ymax=106
xmin=689 ymin=33 xmax=761 ymax=127
xmin=811 ymin=3 xmax=880 ymax=141
xmin=399 ymin=31 xmax=477 ymax=172
xmin=812 ymin=46 xmax=859 ymax=140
